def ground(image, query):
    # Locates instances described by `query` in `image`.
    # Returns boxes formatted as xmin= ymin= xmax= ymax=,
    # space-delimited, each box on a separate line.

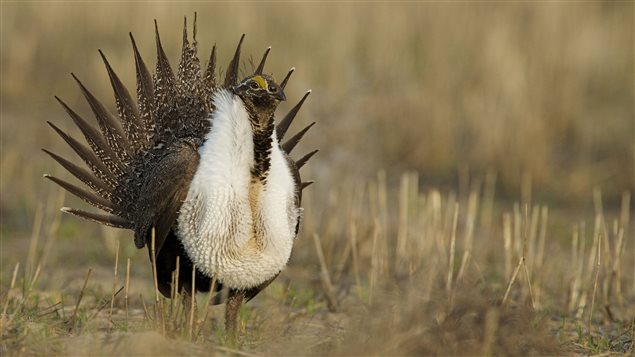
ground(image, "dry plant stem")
xmin=170 ymin=270 xmax=176 ymax=310
xmin=349 ymin=221 xmax=362 ymax=297
xmin=0 ymin=263 xmax=20 ymax=334
xmin=109 ymin=239 xmax=120 ymax=323
xmin=521 ymin=204 xmax=536 ymax=308
xmin=589 ymin=215 xmax=601 ymax=273
xmin=574 ymin=224 xmax=588 ymax=317
xmin=169 ymin=270 xmax=177 ymax=332
xmin=71 ymin=268 xmax=92 ymax=330
xmin=2 ymin=263 xmax=40 ymax=334
xmin=87 ymin=286 xmax=124 ymax=325
xmin=502 ymin=257 xmax=523 ymax=306
xmin=173 ymin=256 xmax=182 ymax=327
xmin=527 ymin=205 xmax=540 ymax=269
xmin=124 ymin=258 xmax=130 ymax=321
xmin=480 ymin=170 xmax=497 ymax=235
xmin=446 ymin=203 xmax=459 ymax=295
xmin=169 ymin=268 xmax=175 ymax=324
xmin=36 ymin=301 xmax=62 ymax=318
xmin=620 ymin=191 xmax=630 ymax=230
xmin=150 ymin=227 xmax=165 ymax=334
xmin=189 ymin=264 xmax=196 ymax=341
xmin=521 ymin=172 xmax=532 ymax=210
xmin=568 ymin=225 xmax=580 ymax=311
xmin=29 ymin=264 xmax=41 ymax=292
xmin=513 ymin=204 xmax=522 ymax=258
xmin=593 ymin=187 xmax=603 ymax=217
xmin=333 ymin=238 xmax=352 ymax=283
xmin=9 ymin=262 xmax=20 ymax=292
xmin=377 ymin=171 xmax=388 ymax=238
xmin=618 ymin=191 xmax=630 ymax=296
xmin=396 ymin=173 xmax=409 ymax=271
xmin=369 ymin=218 xmax=380 ymax=305
xmin=457 ymin=191 xmax=478 ymax=281
xmin=588 ymin=229 xmax=602 ymax=332
xmin=601 ymin=226 xmax=610 ymax=294
xmin=313 ymin=233 xmax=339 ymax=311
xmin=175 ymin=255 xmax=181 ymax=297
xmin=151 ymin=228 xmax=159 ymax=305
xmin=610 ymin=228 xmax=625 ymax=306
xmin=408 ymin=171 xmax=419 ymax=218
xmin=522 ymin=260 xmax=536 ymax=310
xmin=39 ymin=188 xmax=66 ymax=270
xmin=140 ymin=294 xmax=150 ymax=323
xmin=197 ymin=277 xmax=217 ymax=338
xmin=437 ymin=191 xmax=452 ymax=260
xmin=503 ymin=213 xmax=513 ymax=280
xmin=536 ymin=206 xmax=549 ymax=271
xmin=26 ymin=202 xmax=44 ymax=282
xmin=3 ymin=263 xmax=20 ymax=310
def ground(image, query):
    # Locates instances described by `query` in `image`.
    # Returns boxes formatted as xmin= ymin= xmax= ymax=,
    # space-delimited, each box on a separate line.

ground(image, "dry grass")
xmin=1 ymin=2 xmax=634 ymax=356
xmin=2 ymin=172 xmax=633 ymax=355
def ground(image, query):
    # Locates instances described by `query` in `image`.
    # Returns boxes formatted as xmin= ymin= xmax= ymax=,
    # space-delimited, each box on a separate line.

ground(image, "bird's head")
xmin=233 ymin=74 xmax=286 ymax=121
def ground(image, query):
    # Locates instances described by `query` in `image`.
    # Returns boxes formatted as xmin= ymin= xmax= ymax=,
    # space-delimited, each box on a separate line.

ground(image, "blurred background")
xmin=0 ymin=2 xmax=633 ymax=354
xmin=1 ymin=2 xmax=633 ymax=236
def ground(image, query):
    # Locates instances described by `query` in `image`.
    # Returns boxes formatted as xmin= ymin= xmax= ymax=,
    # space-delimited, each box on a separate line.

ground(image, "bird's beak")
xmin=274 ymin=90 xmax=286 ymax=102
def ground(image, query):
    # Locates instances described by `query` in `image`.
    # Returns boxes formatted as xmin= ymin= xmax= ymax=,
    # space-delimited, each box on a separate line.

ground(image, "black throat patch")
xmin=248 ymin=110 xmax=275 ymax=182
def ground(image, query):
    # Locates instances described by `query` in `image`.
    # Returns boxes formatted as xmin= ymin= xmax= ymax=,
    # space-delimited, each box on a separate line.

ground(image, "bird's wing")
xmin=245 ymin=272 xmax=280 ymax=302
xmin=133 ymin=141 xmax=200 ymax=254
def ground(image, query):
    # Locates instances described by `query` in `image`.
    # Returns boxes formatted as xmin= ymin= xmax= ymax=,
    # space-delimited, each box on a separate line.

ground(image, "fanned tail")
xmin=71 ymin=73 xmax=132 ymax=163
xmin=296 ymin=149 xmax=319 ymax=169
xmin=224 ymin=34 xmax=245 ymax=89
xmin=130 ymin=32 xmax=155 ymax=142
xmin=45 ymin=14 xmax=317 ymax=230
xmin=61 ymin=207 xmax=133 ymax=229
xmin=254 ymin=47 xmax=271 ymax=75
xmin=99 ymin=49 xmax=145 ymax=152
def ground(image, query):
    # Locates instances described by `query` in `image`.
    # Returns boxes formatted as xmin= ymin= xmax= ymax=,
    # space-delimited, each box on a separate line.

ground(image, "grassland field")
xmin=1 ymin=2 xmax=634 ymax=356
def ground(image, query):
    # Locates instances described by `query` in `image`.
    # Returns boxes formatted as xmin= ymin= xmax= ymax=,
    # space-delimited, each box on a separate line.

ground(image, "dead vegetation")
xmin=1 ymin=172 xmax=633 ymax=355
xmin=1 ymin=2 xmax=633 ymax=356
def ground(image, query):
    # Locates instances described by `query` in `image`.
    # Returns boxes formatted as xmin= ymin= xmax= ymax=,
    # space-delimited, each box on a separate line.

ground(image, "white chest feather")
xmin=176 ymin=90 xmax=299 ymax=289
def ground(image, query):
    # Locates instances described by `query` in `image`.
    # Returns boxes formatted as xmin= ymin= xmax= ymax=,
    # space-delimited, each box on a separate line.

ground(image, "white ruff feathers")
xmin=177 ymin=89 xmax=298 ymax=289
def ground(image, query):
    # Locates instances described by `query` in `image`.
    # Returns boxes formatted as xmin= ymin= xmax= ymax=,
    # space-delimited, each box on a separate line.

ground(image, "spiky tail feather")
xmin=45 ymin=15 xmax=317 ymax=230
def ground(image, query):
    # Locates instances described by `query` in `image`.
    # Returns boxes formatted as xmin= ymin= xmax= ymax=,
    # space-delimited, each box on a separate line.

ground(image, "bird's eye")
xmin=250 ymin=82 xmax=259 ymax=90
xmin=269 ymin=86 xmax=278 ymax=93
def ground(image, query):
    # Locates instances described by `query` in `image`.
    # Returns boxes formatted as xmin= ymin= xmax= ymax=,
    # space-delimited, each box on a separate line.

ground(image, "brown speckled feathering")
xmin=44 ymin=14 xmax=316 ymax=329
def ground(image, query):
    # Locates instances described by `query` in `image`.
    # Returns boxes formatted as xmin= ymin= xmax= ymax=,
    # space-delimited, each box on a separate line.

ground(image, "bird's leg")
xmin=225 ymin=289 xmax=245 ymax=340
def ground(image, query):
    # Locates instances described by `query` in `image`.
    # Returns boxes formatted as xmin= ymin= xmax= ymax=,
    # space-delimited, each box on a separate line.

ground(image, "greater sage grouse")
xmin=44 ymin=16 xmax=316 ymax=335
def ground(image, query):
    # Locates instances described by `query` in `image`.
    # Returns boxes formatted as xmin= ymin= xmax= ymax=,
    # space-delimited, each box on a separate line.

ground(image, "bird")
xmin=43 ymin=15 xmax=317 ymax=337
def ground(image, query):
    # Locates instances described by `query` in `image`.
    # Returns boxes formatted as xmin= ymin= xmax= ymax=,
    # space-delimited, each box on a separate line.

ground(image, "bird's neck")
xmin=249 ymin=113 xmax=275 ymax=182
xmin=196 ymin=90 xmax=276 ymax=185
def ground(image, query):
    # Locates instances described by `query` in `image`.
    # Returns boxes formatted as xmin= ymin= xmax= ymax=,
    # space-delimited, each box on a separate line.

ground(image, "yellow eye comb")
xmin=252 ymin=75 xmax=267 ymax=89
